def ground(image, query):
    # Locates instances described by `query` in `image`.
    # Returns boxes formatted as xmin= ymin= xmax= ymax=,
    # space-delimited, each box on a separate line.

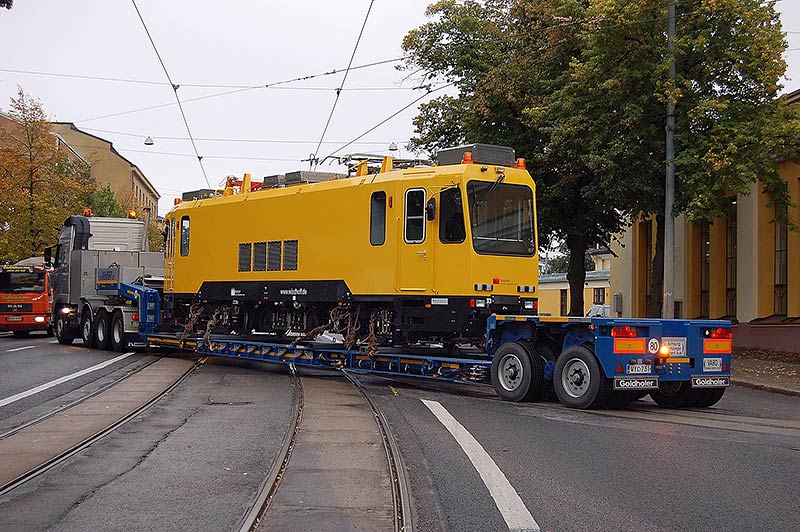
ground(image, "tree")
xmin=403 ymin=0 xmax=797 ymax=316
xmin=0 ymin=1 xmax=12 ymax=10
xmin=86 ymin=183 xmax=127 ymax=218
xmin=0 ymin=88 xmax=95 ymax=262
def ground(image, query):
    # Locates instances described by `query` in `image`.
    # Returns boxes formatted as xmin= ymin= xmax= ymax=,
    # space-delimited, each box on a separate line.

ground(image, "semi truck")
xmin=49 ymin=145 xmax=733 ymax=409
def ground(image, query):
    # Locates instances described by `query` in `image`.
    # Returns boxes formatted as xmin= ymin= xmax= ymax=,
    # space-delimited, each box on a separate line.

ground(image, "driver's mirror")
xmin=426 ymin=197 xmax=436 ymax=221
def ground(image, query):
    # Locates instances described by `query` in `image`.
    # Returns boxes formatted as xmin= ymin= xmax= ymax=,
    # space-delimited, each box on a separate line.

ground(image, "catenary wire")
xmin=131 ymin=0 xmax=210 ymax=187
xmin=311 ymin=0 xmax=376 ymax=168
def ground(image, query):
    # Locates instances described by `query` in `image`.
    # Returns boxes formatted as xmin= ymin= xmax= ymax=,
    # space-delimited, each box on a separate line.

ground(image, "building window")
xmin=370 ymin=191 xmax=386 ymax=246
xmin=644 ymin=220 xmax=653 ymax=312
xmin=725 ymin=199 xmax=737 ymax=317
xmin=560 ymin=289 xmax=568 ymax=316
xmin=180 ymin=216 xmax=190 ymax=256
xmin=593 ymin=287 xmax=605 ymax=305
xmin=775 ymin=210 xmax=788 ymax=315
xmin=700 ymin=221 xmax=710 ymax=318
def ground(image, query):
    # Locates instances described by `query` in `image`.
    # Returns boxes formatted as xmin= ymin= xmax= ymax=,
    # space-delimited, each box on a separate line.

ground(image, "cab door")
xmin=398 ymin=188 xmax=431 ymax=291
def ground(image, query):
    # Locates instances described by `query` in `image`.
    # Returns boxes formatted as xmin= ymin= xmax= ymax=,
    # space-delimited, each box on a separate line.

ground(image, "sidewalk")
xmin=731 ymin=348 xmax=800 ymax=397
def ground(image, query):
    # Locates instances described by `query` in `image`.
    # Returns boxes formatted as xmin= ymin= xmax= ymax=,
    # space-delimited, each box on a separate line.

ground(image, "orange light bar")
xmin=127 ymin=210 xmax=137 ymax=219
xmin=515 ymin=158 xmax=526 ymax=169
xmin=82 ymin=208 xmax=93 ymax=216
xmin=462 ymin=151 xmax=474 ymax=164
xmin=174 ymin=198 xmax=181 ymax=205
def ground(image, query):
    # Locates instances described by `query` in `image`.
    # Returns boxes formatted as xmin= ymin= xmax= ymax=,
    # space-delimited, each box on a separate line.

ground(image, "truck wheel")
xmin=81 ymin=308 xmax=96 ymax=348
xmin=110 ymin=311 xmax=127 ymax=352
xmin=491 ymin=341 xmax=544 ymax=402
xmin=650 ymin=381 xmax=693 ymax=408
xmin=689 ymin=388 xmax=726 ymax=408
xmin=55 ymin=312 xmax=75 ymax=345
xmin=95 ymin=310 xmax=111 ymax=350
xmin=554 ymin=345 xmax=612 ymax=409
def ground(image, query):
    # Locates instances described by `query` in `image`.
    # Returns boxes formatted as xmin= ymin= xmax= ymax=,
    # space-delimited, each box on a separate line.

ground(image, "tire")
xmin=553 ymin=344 xmax=612 ymax=409
xmin=81 ymin=307 xmax=96 ymax=348
xmin=491 ymin=341 xmax=544 ymax=402
xmin=110 ymin=311 xmax=127 ymax=352
xmin=95 ymin=310 xmax=111 ymax=351
xmin=607 ymin=391 xmax=639 ymax=409
xmin=12 ymin=330 xmax=31 ymax=338
xmin=529 ymin=342 xmax=557 ymax=402
xmin=55 ymin=312 xmax=75 ymax=345
xmin=689 ymin=387 xmax=726 ymax=408
xmin=650 ymin=381 xmax=694 ymax=408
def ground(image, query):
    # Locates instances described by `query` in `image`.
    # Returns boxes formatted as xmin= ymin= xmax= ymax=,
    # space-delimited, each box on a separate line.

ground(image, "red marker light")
xmin=611 ymin=326 xmax=638 ymax=338
xmin=131 ymin=313 xmax=139 ymax=321
xmin=709 ymin=328 xmax=732 ymax=339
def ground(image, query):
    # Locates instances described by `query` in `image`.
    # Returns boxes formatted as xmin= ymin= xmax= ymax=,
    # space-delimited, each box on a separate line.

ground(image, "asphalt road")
xmin=1 ymin=334 xmax=798 ymax=532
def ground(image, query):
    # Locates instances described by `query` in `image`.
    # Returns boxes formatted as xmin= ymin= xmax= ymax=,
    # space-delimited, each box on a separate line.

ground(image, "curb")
xmin=731 ymin=378 xmax=800 ymax=398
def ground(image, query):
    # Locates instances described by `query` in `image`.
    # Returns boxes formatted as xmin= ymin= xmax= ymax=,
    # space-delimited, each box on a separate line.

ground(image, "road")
xmin=1 ymin=332 xmax=798 ymax=531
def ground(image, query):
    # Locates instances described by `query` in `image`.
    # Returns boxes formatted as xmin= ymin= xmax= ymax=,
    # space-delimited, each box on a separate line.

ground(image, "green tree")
xmin=86 ymin=183 xmax=127 ymax=218
xmin=0 ymin=88 xmax=95 ymax=262
xmin=403 ymin=0 xmax=796 ymax=316
xmin=0 ymin=1 xmax=12 ymax=10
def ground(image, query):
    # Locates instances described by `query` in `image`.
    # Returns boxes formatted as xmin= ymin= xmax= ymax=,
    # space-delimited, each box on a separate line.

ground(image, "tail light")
xmin=708 ymin=327 xmax=732 ymax=339
xmin=132 ymin=313 xmax=139 ymax=321
xmin=611 ymin=326 xmax=638 ymax=338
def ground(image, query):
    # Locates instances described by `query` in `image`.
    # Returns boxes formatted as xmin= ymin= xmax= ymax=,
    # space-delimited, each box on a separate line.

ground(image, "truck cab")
xmin=0 ymin=263 xmax=53 ymax=337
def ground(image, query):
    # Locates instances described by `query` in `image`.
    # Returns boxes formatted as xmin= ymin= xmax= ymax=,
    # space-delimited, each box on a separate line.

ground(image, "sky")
xmin=1 ymin=0 xmax=799 ymax=216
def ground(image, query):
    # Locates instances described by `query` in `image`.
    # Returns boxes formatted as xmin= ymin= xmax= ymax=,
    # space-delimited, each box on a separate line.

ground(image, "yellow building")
xmin=538 ymin=270 xmax=611 ymax=316
xmin=610 ymin=90 xmax=800 ymax=353
xmin=50 ymin=123 xmax=160 ymax=218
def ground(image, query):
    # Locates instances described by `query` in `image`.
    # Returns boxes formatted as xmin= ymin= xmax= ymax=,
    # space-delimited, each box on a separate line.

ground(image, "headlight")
xmin=524 ymin=300 xmax=535 ymax=310
xmin=475 ymin=299 xmax=487 ymax=308
xmin=34 ymin=316 xmax=46 ymax=323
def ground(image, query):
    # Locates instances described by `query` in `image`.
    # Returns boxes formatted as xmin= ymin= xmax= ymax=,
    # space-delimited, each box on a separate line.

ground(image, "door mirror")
xmin=426 ymin=197 xmax=436 ymax=221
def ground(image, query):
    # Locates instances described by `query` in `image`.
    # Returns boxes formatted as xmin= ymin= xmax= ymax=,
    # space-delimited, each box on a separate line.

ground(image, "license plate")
xmin=626 ymin=364 xmax=652 ymax=374
xmin=662 ymin=337 xmax=686 ymax=357
xmin=691 ymin=375 xmax=730 ymax=388
xmin=5 ymin=316 xmax=23 ymax=322
xmin=614 ymin=377 xmax=659 ymax=390
xmin=703 ymin=357 xmax=722 ymax=372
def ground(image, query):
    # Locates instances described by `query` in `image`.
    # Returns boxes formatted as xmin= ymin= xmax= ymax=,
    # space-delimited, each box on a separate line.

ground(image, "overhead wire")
xmin=311 ymin=0 xmax=376 ymax=168
xmin=131 ymin=0 xmax=210 ymax=187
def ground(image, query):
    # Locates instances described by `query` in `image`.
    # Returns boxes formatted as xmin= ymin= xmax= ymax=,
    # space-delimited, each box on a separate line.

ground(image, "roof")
xmin=51 ymin=122 xmax=160 ymax=199
xmin=785 ymin=88 xmax=800 ymax=105
xmin=539 ymin=269 xmax=611 ymax=283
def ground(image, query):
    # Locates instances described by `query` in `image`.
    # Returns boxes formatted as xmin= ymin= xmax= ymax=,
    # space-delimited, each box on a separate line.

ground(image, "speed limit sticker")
xmin=648 ymin=338 xmax=660 ymax=354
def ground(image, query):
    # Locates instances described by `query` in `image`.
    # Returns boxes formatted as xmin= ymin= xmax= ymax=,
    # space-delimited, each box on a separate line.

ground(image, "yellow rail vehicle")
xmin=163 ymin=144 xmax=539 ymax=345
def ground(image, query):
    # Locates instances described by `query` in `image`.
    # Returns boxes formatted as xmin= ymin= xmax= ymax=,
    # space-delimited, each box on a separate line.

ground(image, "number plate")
xmin=662 ymin=337 xmax=686 ymax=357
xmin=626 ymin=364 xmax=652 ymax=374
xmin=703 ymin=357 xmax=722 ymax=372
xmin=5 ymin=316 xmax=23 ymax=322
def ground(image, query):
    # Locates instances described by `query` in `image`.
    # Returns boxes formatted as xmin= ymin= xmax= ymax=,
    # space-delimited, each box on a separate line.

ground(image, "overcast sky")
xmin=1 ymin=0 xmax=798 ymax=215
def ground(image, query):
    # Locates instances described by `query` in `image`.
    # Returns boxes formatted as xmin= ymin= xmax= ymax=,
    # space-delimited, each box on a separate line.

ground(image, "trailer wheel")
xmin=110 ymin=311 xmax=127 ymax=352
xmin=689 ymin=388 xmax=726 ymax=408
xmin=491 ymin=341 xmax=544 ymax=402
xmin=554 ymin=345 xmax=612 ymax=409
xmin=650 ymin=381 xmax=693 ymax=408
xmin=607 ymin=391 xmax=639 ymax=409
xmin=81 ymin=308 xmax=96 ymax=348
xmin=95 ymin=310 xmax=111 ymax=350
xmin=55 ymin=312 xmax=75 ymax=345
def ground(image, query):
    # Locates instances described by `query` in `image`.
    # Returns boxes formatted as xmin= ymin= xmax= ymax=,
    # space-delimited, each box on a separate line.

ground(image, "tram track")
xmin=0 ymin=356 xmax=202 ymax=497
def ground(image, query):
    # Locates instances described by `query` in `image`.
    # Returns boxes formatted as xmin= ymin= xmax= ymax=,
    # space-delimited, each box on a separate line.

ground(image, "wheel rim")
xmin=562 ymin=358 xmax=591 ymax=398
xmin=83 ymin=316 xmax=92 ymax=341
xmin=113 ymin=319 xmax=123 ymax=344
xmin=56 ymin=316 xmax=64 ymax=336
xmin=97 ymin=320 xmax=105 ymax=343
xmin=498 ymin=353 xmax=524 ymax=392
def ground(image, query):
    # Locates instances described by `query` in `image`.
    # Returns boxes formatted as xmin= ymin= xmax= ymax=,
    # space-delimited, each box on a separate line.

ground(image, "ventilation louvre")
xmin=238 ymin=243 xmax=252 ymax=272
xmin=253 ymin=242 xmax=267 ymax=271
xmin=267 ymin=241 xmax=282 ymax=271
xmin=283 ymin=240 xmax=298 ymax=271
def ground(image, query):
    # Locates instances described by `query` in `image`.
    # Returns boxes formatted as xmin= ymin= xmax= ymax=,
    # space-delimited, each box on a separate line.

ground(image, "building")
xmin=50 ymin=123 xmax=160 ymax=218
xmin=610 ymin=90 xmax=800 ymax=353
xmin=538 ymin=269 xmax=611 ymax=316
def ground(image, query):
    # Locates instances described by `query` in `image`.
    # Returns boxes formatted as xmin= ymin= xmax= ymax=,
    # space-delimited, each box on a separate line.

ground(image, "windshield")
xmin=467 ymin=181 xmax=536 ymax=256
xmin=0 ymin=271 xmax=46 ymax=293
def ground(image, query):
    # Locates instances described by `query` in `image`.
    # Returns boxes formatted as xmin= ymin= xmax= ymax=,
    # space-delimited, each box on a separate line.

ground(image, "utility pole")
xmin=662 ymin=2 xmax=676 ymax=319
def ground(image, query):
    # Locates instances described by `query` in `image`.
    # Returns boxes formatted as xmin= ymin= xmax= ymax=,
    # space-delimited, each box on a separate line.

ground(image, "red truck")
xmin=0 ymin=263 xmax=53 ymax=337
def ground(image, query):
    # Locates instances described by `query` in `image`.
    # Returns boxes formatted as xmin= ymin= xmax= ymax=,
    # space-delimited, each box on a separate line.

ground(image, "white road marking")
xmin=0 ymin=352 xmax=136 ymax=408
xmin=49 ymin=340 xmax=59 ymax=344
xmin=5 ymin=345 xmax=35 ymax=352
xmin=422 ymin=399 xmax=540 ymax=532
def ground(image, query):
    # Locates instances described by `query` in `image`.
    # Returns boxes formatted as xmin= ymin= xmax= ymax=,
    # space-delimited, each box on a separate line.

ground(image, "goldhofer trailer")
xmin=104 ymin=272 xmax=732 ymax=409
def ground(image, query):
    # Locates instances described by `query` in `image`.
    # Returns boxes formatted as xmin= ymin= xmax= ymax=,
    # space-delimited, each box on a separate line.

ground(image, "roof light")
xmin=82 ymin=208 xmax=93 ymax=217
xmin=515 ymin=158 xmax=526 ymax=170
xmin=174 ymin=198 xmax=181 ymax=205
xmin=462 ymin=151 xmax=474 ymax=164
xmin=127 ymin=210 xmax=137 ymax=219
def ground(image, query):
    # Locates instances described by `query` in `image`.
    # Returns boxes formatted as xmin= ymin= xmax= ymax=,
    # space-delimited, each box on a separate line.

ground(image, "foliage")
xmin=402 ymin=0 xmax=796 ymax=315
xmin=0 ymin=88 xmax=96 ymax=263
xmin=544 ymin=252 xmax=594 ymax=275
xmin=0 ymin=1 xmax=12 ymax=10
xmin=86 ymin=183 xmax=127 ymax=218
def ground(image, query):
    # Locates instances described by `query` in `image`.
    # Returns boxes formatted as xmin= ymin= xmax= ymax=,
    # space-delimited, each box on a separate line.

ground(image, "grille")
xmin=283 ymin=240 xmax=298 ymax=271
xmin=268 ymin=241 xmax=282 ymax=271
xmin=253 ymin=242 xmax=267 ymax=271
xmin=238 ymin=243 xmax=252 ymax=272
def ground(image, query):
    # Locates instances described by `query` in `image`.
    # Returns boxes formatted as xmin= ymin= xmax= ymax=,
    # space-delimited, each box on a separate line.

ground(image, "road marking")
xmin=421 ymin=399 xmax=540 ymax=532
xmin=389 ymin=385 xmax=399 ymax=396
xmin=5 ymin=345 xmax=35 ymax=352
xmin=49 ymin=340 xmax=59 ymax=344
xmin=0 ymin=352 xmax=136 ymax=408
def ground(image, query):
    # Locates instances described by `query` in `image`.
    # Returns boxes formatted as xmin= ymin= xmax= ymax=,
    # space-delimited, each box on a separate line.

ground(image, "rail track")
xmin=0 ymin=356 xmax=202 ymax=497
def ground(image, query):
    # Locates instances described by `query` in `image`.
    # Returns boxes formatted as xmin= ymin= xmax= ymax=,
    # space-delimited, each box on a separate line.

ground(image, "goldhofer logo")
xmin=614 ymin=377 xmax=659 ymax=390
xmin=691 ymin=376 xmax=730 ymax=388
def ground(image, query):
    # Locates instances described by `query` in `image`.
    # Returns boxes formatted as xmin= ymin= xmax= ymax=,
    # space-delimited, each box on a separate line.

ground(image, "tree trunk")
xmin=566 ymin=233 xmax=588 ymax=316
xmin=646 ymin=213 xmax=665 ymax=318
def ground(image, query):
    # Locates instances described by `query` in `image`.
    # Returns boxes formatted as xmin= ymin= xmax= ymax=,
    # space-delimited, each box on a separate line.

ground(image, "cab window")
xmin=180 ymin=216 xmax=190 ymax=256
xmin=370 ymin=191 xmax=387 ymax=246
xmin=404 ymin=189 xmax=426 ymax=243
xmin=439 ymin=187 xmax=465 ymax=243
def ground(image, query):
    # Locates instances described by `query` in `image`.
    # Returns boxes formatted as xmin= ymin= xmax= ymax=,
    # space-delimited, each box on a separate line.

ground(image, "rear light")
xmin=469 ymin=298 xmax=476 ymax=308
xmin=475 ymin=299 xmax=487 ymax=308
xmin=523 ymin=300 xmax=535 ymax=310
xmin=708 ymin=327 xmax=732 ymax=339
xmin=132 ymin=313 xmax=139 ymax=321
xmin=611 ymin=326 xmax=638 ymax=338
xmin=659 ymin=344 xmax=670 ymax=356
xmin=533 ymin=299 xmax=538 ymax=311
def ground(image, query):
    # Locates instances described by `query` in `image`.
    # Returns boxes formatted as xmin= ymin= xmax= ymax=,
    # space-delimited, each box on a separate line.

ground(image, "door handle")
xmin=416 ymin=250 xmax=427 ymax=261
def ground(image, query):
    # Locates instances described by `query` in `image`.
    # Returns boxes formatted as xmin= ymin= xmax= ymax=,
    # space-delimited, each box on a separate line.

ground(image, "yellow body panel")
xmin=164 ymin=163 xmax=539 ymax=299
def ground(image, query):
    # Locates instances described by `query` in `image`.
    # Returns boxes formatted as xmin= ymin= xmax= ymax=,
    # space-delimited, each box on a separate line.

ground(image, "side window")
xmin=180 ymin=216 xmax=190 ymax=256
xmin=370 ymin=191 xmax=386 ymax=246
xmin=439 ymin=187 xmax=465 ymax=243
xmin=404 ymin=188 xmax=426 ymax=243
